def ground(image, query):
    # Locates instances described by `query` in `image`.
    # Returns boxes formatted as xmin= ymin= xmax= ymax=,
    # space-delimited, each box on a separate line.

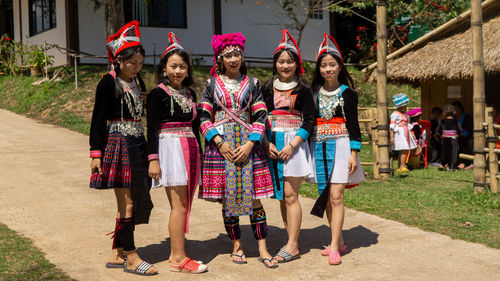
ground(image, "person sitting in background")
xmin=429 ymin=106 xmax=442 ymax=166
xmin=452 ymin=101 xmax=473 ymax=169
xmin=437 ymin=104 xmax=462 ymax=171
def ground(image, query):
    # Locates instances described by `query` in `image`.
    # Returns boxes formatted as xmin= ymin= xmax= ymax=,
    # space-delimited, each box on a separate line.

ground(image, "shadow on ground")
xmin=137 ymin=224 xmax=378 ymax=264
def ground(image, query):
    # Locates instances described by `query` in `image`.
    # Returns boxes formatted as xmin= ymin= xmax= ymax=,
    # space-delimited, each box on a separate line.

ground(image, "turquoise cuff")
xmin=249 ymin=133 xmax=263 ymax=143
xmin=350 ymin=140 xmax=362 ymax=151
xmin=296 ymin=128 xmax=310 ymax=141
xmin=205 ymin=128 xmax=218 ymax=143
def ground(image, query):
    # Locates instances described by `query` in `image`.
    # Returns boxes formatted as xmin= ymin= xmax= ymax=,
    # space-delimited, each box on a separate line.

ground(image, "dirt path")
xmin=1 ymin=108 xmax=499 ymax=281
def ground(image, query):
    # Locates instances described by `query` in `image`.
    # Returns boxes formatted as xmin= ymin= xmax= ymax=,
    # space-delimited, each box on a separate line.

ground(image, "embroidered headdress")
xmin=106 ymin=21 xmax=141 ymax=63
xmin=393 ymin=93 xmax=410 ymax=108
xmin=274 ymin=29 xmax=304 ymax=76
xmin=317 ymin=33 xmax=342 ymax=62
xmin=162 ymin=32 xmax=184 ymax=59
xmin=210 ymin=32 xmax=246 ymax=77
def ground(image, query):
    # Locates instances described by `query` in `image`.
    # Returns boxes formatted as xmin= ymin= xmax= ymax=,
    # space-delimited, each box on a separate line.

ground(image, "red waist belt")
xmin=314 ymin=117 xmax=348 ymax=139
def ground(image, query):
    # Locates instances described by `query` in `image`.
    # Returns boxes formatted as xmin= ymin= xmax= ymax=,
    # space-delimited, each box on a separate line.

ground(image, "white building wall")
xmin=220 ymin=0 xmax=330 ymax=62
xmin=14 ymin=0 xmax=330 ymax=67
xmin=78 ymin=0 xmax=214 ymax=65
xmin=14 ymin=0 xmax=68 ymax=66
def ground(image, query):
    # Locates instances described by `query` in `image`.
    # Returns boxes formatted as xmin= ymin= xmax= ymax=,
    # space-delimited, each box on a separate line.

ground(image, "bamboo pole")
xmin=372 ymin=120 xmax=380 ymax=179
xmin=471 ymin=0 xmax=487 ymax=193
xmin=375 ymin=0 xmax=391 ymax=178
xmin=485 ymin=107 xmax=498 ymax=193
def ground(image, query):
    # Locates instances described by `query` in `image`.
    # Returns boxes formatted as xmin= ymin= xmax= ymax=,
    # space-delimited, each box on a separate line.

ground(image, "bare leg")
xmin=328 ymin=184 xmax=345 ymax=253
xmin=165 ymin=185 xmax=188 ymax=266
xmin=398 ymin=150 xmax=407 ymax=169
xmin=279 ymin=200 xmax=288 ymax=232
xmin=114 ymin=188 xmax=158 ymax=274
xmin=275 ymin=177 xmax=302 ymax=261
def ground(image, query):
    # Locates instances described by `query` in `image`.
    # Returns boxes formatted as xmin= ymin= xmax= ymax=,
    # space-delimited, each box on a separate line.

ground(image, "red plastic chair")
xmin=418 ymin=120 xmax=431 ymax=167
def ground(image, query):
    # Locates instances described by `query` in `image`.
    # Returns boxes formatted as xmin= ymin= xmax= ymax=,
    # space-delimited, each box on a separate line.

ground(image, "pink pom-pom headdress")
xmin=408 ymin=108 xmax=422 ymax=118
xmin=274 ymin=29 xmax=304 ymax=76
xmin=106 ymin=21 xmax=141 ymax=63
xmin=210 ymin=32 xmax=246 ymax=76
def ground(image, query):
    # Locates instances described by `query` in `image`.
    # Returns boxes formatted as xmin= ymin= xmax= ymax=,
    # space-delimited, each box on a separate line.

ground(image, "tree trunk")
xmin=104 ymin=0 xmax=125 ymax=39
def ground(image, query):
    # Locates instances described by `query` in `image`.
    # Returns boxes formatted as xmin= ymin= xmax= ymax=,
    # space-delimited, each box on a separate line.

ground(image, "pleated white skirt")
xmin=281 ymin=131 xmax=313 ymax=178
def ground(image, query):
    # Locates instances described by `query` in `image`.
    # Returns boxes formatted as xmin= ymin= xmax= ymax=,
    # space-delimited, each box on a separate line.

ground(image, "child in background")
xmin=390 ymin=94 xmax=417 ymax=173
xmin=407 ymin=108 xmax=424 ymax=169
xmin=408 ymin=108 xmax=425 ymax=147
xmin=436 ymin=104 xmax=462 ymax=171
xmin=429 ymin=107 xmax=442 ymax=166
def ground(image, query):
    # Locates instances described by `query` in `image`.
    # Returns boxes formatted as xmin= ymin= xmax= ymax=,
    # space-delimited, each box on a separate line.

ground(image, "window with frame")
xmin=309 ymin=0 xmax=324 ymax=20
xmin=29 ymin=0 xmax=56 ymax=36
xmin=124 ymin=0 xmax=187 ymax=28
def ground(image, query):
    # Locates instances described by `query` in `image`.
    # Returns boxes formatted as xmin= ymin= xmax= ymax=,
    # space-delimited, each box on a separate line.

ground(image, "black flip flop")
xmin=105 ymin=262 xmax=125 ymax=268
xmin=257 ymin=257 xmax=278 ymax=269
xmin=230 ymin=253 xmax=248 ymax=264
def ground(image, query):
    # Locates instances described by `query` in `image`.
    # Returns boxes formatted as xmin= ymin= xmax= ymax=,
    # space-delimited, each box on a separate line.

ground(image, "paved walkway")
xmin=1 ymin=109 xmax=500 ymax=281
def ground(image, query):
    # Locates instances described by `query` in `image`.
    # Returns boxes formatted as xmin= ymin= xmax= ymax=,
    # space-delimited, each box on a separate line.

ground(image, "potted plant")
xmin=28 ymin=45 xmax=54 ymax=76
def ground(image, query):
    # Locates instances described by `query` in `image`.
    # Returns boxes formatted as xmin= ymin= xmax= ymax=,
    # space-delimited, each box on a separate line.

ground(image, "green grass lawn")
xmin=0 ymin=224 xmax=74 ymax=281
xmin=0 ymin=64 xmax=497 ymax=279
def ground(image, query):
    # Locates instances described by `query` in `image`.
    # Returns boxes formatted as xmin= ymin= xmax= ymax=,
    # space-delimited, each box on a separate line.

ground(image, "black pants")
xmin=430 ymin=136 xmax=441 ymax=163
xmin=441 ymin=138 xmax=459 ymax=170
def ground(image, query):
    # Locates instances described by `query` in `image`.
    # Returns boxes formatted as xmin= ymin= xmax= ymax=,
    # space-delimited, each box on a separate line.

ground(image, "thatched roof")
xmin=367 ymin=0 xmax=500 ymax=83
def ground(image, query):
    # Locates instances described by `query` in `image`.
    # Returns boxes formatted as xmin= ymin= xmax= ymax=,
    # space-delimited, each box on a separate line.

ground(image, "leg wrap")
xmin=250 ymin=207 xmax=268 ymax=240
xmin=118 ymin=217 xmax=136 ymax=251
xmin=222 ymin=209 xmax=241 ymax=240
xmin=111 ymin=218 xmax=123 ymax=249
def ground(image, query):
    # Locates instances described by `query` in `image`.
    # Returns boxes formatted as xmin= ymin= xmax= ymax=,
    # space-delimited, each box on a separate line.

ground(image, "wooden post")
xmin=471 ymin=0 xmax=486 ymax=193
xmin=74 ymin=55 xmax=78 ymax=90
xmin=153 ymin=42 xmax=156 ymax=66
xmin=43 ymin=41 xmax=48 ymax=79
xmin=372 ymin=119 xmax=380 ymax=179
xmin=376 ymin=0 xmax=391 ymax=178
xmin=486 ymin=107 xmax=498 ymax=193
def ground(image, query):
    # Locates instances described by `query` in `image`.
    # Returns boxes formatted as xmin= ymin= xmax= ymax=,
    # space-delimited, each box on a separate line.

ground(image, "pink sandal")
xmin=170 ymin=257 xmax=207 ymax=274
xmin=328 ymin=251 xmax=342 ymax=265
xmin=321 ymin=244 xmax=348 ymax=256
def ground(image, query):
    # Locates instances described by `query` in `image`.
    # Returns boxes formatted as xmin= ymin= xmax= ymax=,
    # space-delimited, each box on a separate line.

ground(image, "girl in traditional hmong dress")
xmin=89 ymin=21 xmax=157 ymax=276
xmin=146 ymin=32 xmax=207 ymax=274
xmin=261 ymin=29 xmax=314 ymax=263
xmin=198 ymin=33 xmax=277 ymax=269
xmin=390 ymin=93 xmax=417 ymax=173
xmin=309 ymin=34 xmax=365 ymax=265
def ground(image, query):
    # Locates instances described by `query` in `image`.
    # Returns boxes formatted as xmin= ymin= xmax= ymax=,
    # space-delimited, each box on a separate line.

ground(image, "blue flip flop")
xmin=230 ymin=253 xmax=248 ymax=264
xmin=257 ymin=257 xmax=278 ymax=269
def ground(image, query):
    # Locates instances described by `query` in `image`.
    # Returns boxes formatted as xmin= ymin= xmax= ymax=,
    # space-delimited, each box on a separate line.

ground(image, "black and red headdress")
xmin=274 ymin=29 xmax=304 ymax=76
xmin=162 ymin=32 xmax=184 ymax=59
xmin=317 ymin=33 xmax=342 ymax=62
xmin=106 ymin=21 xmax=141 ymax=63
